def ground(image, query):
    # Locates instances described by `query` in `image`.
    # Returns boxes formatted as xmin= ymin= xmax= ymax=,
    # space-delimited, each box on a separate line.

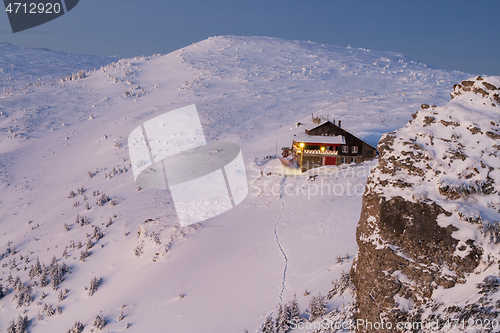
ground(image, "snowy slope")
xmin=0 ymin=36 xmax=470 ymax=333
xmin=0 ymin=42 xmax=118 ymax=92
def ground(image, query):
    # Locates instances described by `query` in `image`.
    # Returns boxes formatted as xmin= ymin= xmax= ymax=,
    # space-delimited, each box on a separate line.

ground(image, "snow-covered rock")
xmin=353 ymin=76 xmax=500 ymax=332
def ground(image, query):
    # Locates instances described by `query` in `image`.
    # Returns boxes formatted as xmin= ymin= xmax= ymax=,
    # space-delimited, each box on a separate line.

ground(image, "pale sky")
xmin=1 ymin=0 xmax=499 ymax=75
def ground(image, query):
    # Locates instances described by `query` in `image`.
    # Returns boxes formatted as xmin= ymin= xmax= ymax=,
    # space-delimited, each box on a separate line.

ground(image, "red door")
xmin=324 ymin=157 xmax=336 ymax=165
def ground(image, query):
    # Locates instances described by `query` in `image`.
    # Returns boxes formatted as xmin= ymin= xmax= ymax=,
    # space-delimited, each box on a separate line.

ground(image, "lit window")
xmin=352 ymin=146 xmax=358 ymax=153
xmin=341 ymin=146 xmax=349 ymax=153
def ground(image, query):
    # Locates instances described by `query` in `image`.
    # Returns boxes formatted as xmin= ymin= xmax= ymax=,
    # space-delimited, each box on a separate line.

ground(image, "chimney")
xmin=338 ymin=120 xmax=342 ymax=128
xmin=333 ymin=119 xmax=336 ymax=125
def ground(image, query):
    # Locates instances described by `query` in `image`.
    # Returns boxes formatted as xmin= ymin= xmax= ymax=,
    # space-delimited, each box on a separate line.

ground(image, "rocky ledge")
xmin=352 ymin=76 xmax=500 ymax=332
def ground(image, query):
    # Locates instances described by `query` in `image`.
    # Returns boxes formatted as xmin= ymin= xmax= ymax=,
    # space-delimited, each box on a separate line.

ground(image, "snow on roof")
xmin=304 ymin=120 xmax=331 ymax=131
xmin=293 ymin=133 xmax=345 ymax=144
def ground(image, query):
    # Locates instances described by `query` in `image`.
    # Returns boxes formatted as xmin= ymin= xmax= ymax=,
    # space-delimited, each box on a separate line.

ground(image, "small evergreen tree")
xmin=289 ymin=294 xmax=301 ymax=324
xmin=261 ymin=316 xmax=275 ymax=333
xmin=328 ymin=271 xmax=350 ymax=299
xmin=29 ymin=257 xmax=43 ymax=279
xmin=40 ymin=268 xmax=49 ymax=287
xmin=276 ymin=303 xmax=291 ymax=333
xmin=43 ymin=303 xmax=56 ymax=316
xmin=49 ymin=257 xmax=63 ymax=290
xmin=306 ymin=293 xmax=327 ymax=321
xmin=79 ymin=250 xmax=91 ymax=262
xmin=58 ymin=289 xmax=66 ymax=302
xmin=93 ymin=313 xmax=106 ymax=330
xmin=92 ymin=226 xmax=103 ymax=241
xmin=7 ymin=319 xmax=16 ymax=333
xmin=88 ymin=276 xmax=101 ymax=297
xmin=9 ymin=315 xmax=29 ymax=333
xmin=61 ymin=263 xmax=70 ymax=275
xmin=13 ymin=282 xmax=32 ymax=308
xmin=28 ymin=265 xmax=36 ymax=279
xmin=62 ymin=246 xmax=69 ymax=259
xmin=67 ymin=321 xmax=84 ymax=333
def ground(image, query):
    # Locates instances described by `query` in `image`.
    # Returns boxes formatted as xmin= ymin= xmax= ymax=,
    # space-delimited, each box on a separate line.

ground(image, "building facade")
xmin=282 ymin=121 xmax=377 ymax=171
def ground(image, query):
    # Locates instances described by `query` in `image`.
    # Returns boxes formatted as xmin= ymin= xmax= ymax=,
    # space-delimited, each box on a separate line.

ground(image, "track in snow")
xmin=273 ymin=176 xmax=288 ymax=302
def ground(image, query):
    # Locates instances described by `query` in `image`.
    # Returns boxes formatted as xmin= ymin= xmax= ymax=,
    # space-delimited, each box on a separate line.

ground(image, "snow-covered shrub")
xmin=79 ymin=250 xmax=91 ymax=262
xmin=88 ymin=276 xmax=101 ymax=297
xmin=75 ymin=214 xmax=90 ymax=226
xmin=28 ymin=258 xmax=43 ymax=279
xmin=7 ymin=315 xmax=28 ymax=333
xmin=13 ymin=281 xmax=32 ymax=308
xmin=306 ymin=294 xmax=327 ymax=320
xmin=58 ymin=289 xmax=67 ymax=302
xmin=96 ymin=193 xmax=110 ymax=206
xmin=134 ymin=244 xmax=144 ymax=257
xmin=67 ymin=321 xmax=84 ymax=333
xmin=49 ymin=256 xmax=63 ymax=290
xmin=43 ymin=303 xmax=56 ymax=316
xmin=93 ymin=314 xmax=106 ymax=330
xmin=328 ymin=271 xmax=350 ymax=299
xmin=0 ymin=283 xmax=4 ymax=299
xmin=62 ymin=246 xmax=69 ymax=259
xmin=92 ymin=226 xmax=104 ymax=241
xmin=276 ymin=303 xmax=291 ymax=333
xmin=261 ymin=316 xmax=275 ymax=333
xmin=150 ymin=231 xmax=161 ymax=245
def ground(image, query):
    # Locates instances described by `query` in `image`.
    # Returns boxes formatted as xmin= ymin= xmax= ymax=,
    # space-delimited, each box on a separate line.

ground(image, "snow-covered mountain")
xmin=0 ymin=36 xmax=470 ymax=333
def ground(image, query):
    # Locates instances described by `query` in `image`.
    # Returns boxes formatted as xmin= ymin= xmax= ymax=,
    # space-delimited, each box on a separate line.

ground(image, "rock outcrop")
xmin=352 ymin=76 xmax=500 ymax=332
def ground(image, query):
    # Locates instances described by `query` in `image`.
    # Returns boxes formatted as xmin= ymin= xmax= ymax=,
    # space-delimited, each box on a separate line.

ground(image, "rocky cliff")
xmin=352 ymin=76 xmax=500 ymax=332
